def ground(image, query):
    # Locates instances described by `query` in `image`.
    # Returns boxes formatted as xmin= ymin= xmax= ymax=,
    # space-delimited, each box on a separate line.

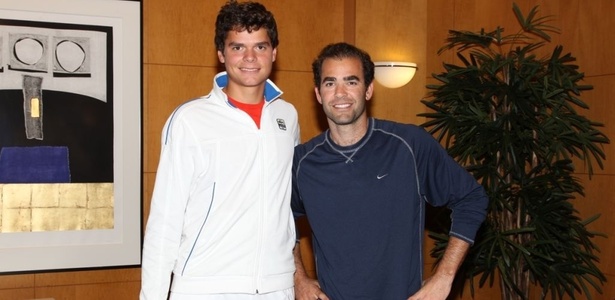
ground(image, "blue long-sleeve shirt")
xmin=292 ymin=118 xmax=488 ymax=300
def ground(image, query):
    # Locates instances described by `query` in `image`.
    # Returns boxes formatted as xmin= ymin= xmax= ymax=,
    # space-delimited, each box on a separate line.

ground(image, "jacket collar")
xmin=214 ymin=72 xmax=283 ymax=103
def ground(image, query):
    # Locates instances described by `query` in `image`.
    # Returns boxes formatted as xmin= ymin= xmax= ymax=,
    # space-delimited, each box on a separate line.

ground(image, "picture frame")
xmin=0 ymin=0 xmax=141 ymax=273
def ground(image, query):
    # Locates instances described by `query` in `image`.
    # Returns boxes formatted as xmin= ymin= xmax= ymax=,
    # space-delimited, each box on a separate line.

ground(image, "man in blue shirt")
xmin=292 ymin=42 xmax=488 ymax=300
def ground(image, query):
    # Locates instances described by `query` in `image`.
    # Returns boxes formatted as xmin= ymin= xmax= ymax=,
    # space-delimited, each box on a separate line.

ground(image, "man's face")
xmin=315 ymin=57 xmax=373 ymax=126
xmin=217 ymin=28 xmax=276 ymax=93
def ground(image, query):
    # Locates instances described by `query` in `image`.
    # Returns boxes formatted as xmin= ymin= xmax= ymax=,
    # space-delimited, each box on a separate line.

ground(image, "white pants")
xmin=169 ymin=288 xmax=294 ymax=300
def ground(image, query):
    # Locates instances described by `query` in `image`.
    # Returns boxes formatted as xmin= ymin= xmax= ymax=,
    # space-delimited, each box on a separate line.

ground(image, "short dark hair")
xmin=312 ymin=42 xmax=375 ymax=88
xmin=214 ymin=0 xmax=279 ymax=52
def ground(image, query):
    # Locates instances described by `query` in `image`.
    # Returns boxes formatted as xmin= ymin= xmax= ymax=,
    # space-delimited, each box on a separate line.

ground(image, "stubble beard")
xmin=325 ymin=104 xmax=366 ymax=126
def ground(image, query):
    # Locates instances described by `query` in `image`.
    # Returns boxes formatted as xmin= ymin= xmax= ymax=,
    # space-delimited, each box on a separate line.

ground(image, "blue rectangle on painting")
xmin=0 ymin=146 xmax=70 ymax=183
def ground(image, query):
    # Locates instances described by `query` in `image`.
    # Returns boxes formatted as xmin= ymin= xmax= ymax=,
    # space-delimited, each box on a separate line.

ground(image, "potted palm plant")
xmin=420 ymin=3 xmax=609 ymax=300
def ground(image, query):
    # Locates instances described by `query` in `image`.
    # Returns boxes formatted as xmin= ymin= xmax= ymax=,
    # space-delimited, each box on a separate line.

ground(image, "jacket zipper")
xmin=253 ymin=108 xmax=267 ymax=293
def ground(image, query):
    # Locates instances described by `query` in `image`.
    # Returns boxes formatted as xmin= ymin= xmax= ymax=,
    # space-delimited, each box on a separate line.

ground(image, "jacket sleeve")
xmin=414 ymin=127 xmax=488 ymax=244
xmin=140 ymin=111 xmax=196 ymax=299
xmin=291 ymin=144 xmax=308 ymax=243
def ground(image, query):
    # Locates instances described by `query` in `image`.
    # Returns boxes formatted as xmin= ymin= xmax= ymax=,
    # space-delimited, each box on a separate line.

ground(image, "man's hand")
xmin=407 ymin=236 xmax=470 ymax=300
xmin=295 ymin=274 xmax=329 ymax=300
xmin=407 ymin=273 xmax=454 ymax=300
xmin=293 ymin=243 xmax=329 ymax=300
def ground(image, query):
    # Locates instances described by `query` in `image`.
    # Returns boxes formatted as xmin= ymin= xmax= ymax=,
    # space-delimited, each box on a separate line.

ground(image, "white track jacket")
xmin=140 ymin=72 xmax=300 ymax=299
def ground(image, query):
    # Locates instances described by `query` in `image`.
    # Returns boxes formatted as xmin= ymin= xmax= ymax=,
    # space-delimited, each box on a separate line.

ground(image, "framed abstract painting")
xmin=0 ymin=0 xmax=141 ymax=272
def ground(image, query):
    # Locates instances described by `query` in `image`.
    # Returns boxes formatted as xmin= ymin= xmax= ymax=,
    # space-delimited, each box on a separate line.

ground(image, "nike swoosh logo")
xmin=377 ymin=174 xmax=388 ymax=179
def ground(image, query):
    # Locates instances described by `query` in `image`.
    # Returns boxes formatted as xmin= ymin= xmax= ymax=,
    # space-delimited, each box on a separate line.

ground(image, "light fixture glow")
xmin=374 ymin=61 xmax=417 ymax=88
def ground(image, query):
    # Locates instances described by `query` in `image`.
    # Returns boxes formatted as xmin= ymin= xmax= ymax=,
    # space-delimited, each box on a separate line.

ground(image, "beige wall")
xmin=1 ymin=0 xmax=614 ymax=299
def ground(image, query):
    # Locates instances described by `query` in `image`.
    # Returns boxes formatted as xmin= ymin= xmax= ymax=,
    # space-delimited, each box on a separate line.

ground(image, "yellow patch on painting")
xmin=31 ymin=97 xmax=40 ymax=118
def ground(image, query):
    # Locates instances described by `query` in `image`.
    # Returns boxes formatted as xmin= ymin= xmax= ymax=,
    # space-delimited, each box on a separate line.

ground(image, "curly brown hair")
xmin=214 ymin=1 xmax=279 ymax=52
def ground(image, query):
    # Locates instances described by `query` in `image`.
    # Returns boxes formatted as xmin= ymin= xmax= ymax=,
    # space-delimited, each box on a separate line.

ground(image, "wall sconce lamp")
xmin=374 ymin=61 xmax=417 ymax=88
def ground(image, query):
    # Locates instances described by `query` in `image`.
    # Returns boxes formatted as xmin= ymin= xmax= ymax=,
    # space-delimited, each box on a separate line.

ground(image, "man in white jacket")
xmin=140 ymin=1 xmax=300 ymax=299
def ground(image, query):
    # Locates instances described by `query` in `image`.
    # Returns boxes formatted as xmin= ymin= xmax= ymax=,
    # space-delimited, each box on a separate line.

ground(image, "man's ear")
xmin=365 ymin=82 xmax=374 ymax=101
xmin=314 ymin=87 xmax=323 ymax=104
xmin=272 ymin=47 xmax=277 ymax=62
xmin=217 ymin=50 xmax=225 ymax=64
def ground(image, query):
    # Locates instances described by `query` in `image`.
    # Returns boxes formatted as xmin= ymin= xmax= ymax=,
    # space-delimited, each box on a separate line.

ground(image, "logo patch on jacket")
xmin=276 ymin=119 xmax=287 ymax=131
